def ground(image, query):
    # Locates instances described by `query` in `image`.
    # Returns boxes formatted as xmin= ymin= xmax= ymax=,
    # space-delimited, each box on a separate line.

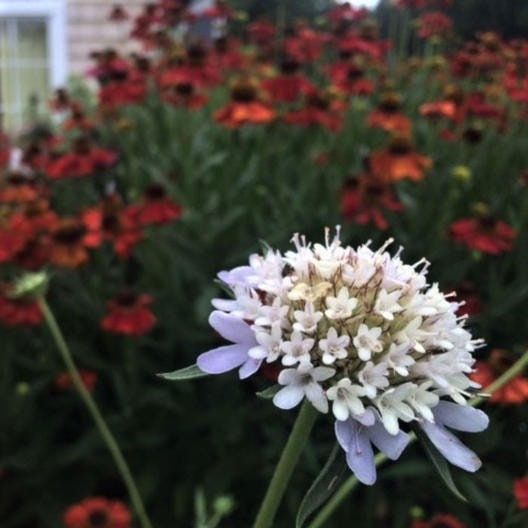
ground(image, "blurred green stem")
xmin=308 ymin=349 xmax=528 ymax=528
xmin=253 ymin=401 xmax=318 ymax=528
xmin=37 ymin=297 xmax=154 ymax=528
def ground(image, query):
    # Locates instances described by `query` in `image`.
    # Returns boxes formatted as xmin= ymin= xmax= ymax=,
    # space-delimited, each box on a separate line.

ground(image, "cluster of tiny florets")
xmin=217 ymin=227 xmax=482 ymax=434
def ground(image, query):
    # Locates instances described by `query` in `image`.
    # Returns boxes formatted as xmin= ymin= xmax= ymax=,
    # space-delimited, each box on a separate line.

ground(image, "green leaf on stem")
xmin=414 ymin=427 xmax=468 ymax=502
xmin=158 ymin=364 xmax=209 ymax=381
xmin=256 ymin=385 xmax=280 ymax=400
xmin=296 ymin=443 xmax=348 ymax=528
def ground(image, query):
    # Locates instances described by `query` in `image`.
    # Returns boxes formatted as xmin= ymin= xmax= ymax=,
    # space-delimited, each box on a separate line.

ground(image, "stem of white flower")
xmin=38 ymin=297 xmax=154 ymax=528
xmin=307 ymin=349 xmax=528 ymax=528
xmin=253 ymin=401 xmax=318 ymax=528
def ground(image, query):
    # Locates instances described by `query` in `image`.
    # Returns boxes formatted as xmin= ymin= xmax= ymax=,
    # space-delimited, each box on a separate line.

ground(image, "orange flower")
xmin=367 ymin=93 xmax=412 ymax=136
xmin=214 ymin=80 xmax=275 ymax=128
xmin=412 ymin=513 xmax=466 ymax=528
xmin=49 ymin=218 xmax=90 ymax=268
xmin=369 ymin=137 xmax=432 ymax=182
xmin=419 ymin=100 xmax=458 ymax=120
xmin=471 ymin=349 xmax=528 ymax=404
xmin=101 ymin=292 xmax=156 ymax=337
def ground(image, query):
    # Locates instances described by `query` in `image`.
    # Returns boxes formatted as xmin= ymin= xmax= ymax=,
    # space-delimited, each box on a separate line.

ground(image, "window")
xmin=0 ymin=1 xmax=67 ymax=131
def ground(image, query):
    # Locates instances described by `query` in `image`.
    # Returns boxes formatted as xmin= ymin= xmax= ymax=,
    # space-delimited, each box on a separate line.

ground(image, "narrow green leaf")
xmin=256 ymin=385 xmax=280 ymax=400
xmin=158 ymin=364 xmax=209 ymax=381
xmin=296 ymin=444 xmax=348 ymax=528
xmin=415 ymin=427 xmax=468 ymax=502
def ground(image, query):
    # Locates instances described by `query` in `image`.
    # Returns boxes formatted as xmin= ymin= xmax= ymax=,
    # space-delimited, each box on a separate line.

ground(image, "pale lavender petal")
xmin=420 ymin=421 xmax=482 ymax=472
xmin=273 ymin=385 xmax=305 ymax=409
xmin=433 ymin=401 xmax=489 ymax=433
xmin=345 ymin=421 xmax=377 ymax=485
xmin=305 ymin=381 xmax=328 ymax=413
xmin=209 ymin=311 xmax=256 ymax=345
xmin=239 ymin=357 xmax=263 ymax=380
xmin=335 ymin=418 xmax=354 ymax=453
xmin=211 ymin=298 xmax=239 ymax=311
xmin=197 ymin=344 xmax=248 ymax=374
xmin=367 ymin=421 xmax=410 ymax=460
xmin=353 ymin=408 xmax=376 ymax=427
xmin=218 ymin=266 xmax=253 ymax=287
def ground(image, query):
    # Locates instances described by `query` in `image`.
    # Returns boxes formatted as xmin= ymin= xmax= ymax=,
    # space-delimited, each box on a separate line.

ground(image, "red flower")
xmin=46 ymin=139 xmax=117 ymax=180
xmin=0 ymin=289 xmax=42 ymax=326
xmin=284 ymin=90 xmax=344 ymax=131
xmin=328 ymin=62 xmax=374 ymax=96
xmin=83 ymin=195 xmax=142 ymax=258
xmin=412 ymin=513 xmax=466 ymax=528
xmin=514 ymin=478 xmax=528 ymax=510
xmin=419 ymin=100 xmax=458 ymax=121
xmin=417 ymin=12 xmax=453 ymax=40
xmin=214 ymin=80 xmax=275 ymax=128
xmin=63 ymin=497 xmax=131 ymax=528
xmin=341 ymin=177 xmax=403 ymax=230
xmin=284 ymin=27 xmax=327 ymax=64
xmin=450 ymin=216 xmax=517 ymax=255
xmin=248 ymin=20 xmax=276 ymax=47
xmin=127 ymin=184 xmax=182 ymax=227
xmin=101 ymin=292 xmax=156 ymax=337
xmin=0 ymin=214 xmax=34 ymax=264
xmin=262 ymin=59 xmax=314 ymax=103
xmin=472 ymin=350 xmax=528 ymax=405
xmin=0 ymin=173 xmax=45 ymax=204
xmin=55 ymin=370 xmax=98 ymax=392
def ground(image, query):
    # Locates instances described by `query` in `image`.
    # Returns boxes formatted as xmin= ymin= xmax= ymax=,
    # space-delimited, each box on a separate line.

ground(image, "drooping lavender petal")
xmin=209 ymin=311 xmax=255 ymax=344
xmin=217 ymin=266 xmax=254 ymax=287
xmin=211 ymin=298 xmax=239 ymax=312
xmin=345 ymin=421 xmax=377 ymax=485
xmin=239 ymin=357 xmax=263 ymax=380
xmin=354 ymin=408 xmax=376 ymax=427
xmin=197 ymin=344 xmax=248 ymax=374
xmin=420 ymin=421 xmax=482 ymax=472
xmin=367 ymin=420 xmax=410 ymax=460
xmin=433 ymin=401 xmax=489 ymax=433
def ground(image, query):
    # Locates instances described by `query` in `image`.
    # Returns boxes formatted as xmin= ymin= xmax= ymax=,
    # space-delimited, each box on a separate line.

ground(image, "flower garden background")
xmin=1 ymin=1 xmax=528 ymax=527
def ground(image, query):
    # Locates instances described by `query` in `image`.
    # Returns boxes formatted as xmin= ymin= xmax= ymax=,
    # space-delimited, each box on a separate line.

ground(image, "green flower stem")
xmin=308 ymin=349 xmax=528 ymax=528
xmin=253 ymin=401 xmax=319 ymax=528
xmin=38 ymin=297 xmax=154 ymax=528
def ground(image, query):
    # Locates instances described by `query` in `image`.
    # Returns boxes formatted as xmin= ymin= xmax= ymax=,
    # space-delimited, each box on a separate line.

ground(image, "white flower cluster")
xmin=212 ymin=227 xmax=482 ymax=436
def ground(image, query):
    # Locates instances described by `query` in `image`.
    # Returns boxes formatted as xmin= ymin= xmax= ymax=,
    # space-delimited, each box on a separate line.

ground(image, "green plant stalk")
xmin=37 ymin=297 xmax=154 ymax=528
xmin=308 ymin=349 xmax=528 ymax=528
xmin=253 ymin=401 xmax=319 ymax=528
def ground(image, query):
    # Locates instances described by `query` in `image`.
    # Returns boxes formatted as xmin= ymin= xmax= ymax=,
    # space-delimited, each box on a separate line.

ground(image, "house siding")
xmin=66 ymin=0 xmax=144 ymax=76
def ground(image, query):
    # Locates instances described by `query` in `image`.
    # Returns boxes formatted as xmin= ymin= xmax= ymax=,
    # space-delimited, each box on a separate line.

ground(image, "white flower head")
xmin=205 ymin=228 xmax=485 ymax=446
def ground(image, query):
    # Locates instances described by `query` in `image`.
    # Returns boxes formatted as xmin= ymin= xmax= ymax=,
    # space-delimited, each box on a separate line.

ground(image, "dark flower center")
xmin=346 ymin=66 xmax=364 ymax=81
xmin=231 ymin=83 xmax=257 ymax=102
xmin=389 ymin=138 xmax=412 ymax=155
xmin=102 ymin=213 xmax=120 ymax=232
xmin=54 ymin=222 xmax=86 ymax=244
xmin=280 ymin=58 xmax=300 ymax=74
xmin=144 ymin=183 xmax=166 ymax=200
xmin=88 ymin=509 xmax=109 ymax=527
xmin=176 ymin=82 xmax=194 ymax=96
xmin=115 ymin=291 xmax=139 ymax=307
xmin=306 ymin=93 xmax=329 ymax=110
xmin=478 ymin=215 xmax=497 ymax=230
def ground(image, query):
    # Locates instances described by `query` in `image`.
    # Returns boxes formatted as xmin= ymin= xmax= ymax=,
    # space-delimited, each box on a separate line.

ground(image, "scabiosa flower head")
xmin=197 ymin=228 xmax=488 ymax=484
xmin=63 ymin=496 xmax=131 ymax=528
xmin=101 ymin=291 xmax=156 ymax=337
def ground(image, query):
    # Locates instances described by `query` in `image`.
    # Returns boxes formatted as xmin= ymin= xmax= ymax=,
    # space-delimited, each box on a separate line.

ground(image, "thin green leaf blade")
xmin=296 ymin=443 xmax=348 ymax=528
xmin=158 ymin=364 xmax=209 ymax=381
xmin=415 ymin=427 xmax=468 ymax=502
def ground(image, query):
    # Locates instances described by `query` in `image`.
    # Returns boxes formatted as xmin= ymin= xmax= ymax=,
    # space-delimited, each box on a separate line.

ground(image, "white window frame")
xmin=0 ymin=0 xmax=68 ymax=87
